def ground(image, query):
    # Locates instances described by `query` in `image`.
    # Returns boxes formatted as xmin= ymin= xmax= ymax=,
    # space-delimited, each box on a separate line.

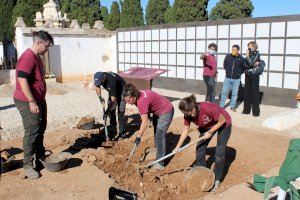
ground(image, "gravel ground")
xmin=0 ymin=81 xmax=104 ymax=141
xmin=1 ymin=81 xmax=299 ymax=141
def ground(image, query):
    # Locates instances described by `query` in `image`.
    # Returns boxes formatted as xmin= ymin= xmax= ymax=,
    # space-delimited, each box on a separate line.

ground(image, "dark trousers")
xmin=203 ymin=75 xmax=216 ymax=102
xmin=152 ymin=108 xmax=174 ymax=164
xmin=243 ymin=74 xmax=260 ymax=116
xmin=195 ymin=125 xmax=232 ymax=181
xmin=14 ymin=99 xmax=47 ymax=168
xmin=108 ymin=95 xmax=126 ymax=134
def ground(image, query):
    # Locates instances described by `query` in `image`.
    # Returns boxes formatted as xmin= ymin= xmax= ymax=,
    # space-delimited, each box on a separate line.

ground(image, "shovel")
xmin=144 ymin=136 xmax=206 ymax=169
xmin=101 ymin=104 xmax=114 ymax=148
xmin=125 ymin=143 xmax=137 ymax=167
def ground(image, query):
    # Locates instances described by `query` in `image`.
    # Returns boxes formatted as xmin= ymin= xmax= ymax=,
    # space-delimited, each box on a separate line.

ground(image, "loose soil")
xmin=0 ymin=117 xmax=290 ymax=200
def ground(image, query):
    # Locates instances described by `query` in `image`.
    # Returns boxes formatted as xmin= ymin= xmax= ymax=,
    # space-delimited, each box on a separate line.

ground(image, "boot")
xmin=151 ymin=163 xmax=164 ymax=170
xmin=24 ymin=167 xmax=40 ymax=179
xmin=117 ymin=132 xmax=126 ymax=141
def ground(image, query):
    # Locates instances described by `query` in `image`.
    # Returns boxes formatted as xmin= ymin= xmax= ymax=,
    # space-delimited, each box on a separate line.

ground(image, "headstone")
xmin=93 ymin=20 xmax=104 ymax=29
xmin=82 ymin=23 xmax=90 ymax=30
xmin=34 ymin=12 xmax=44 ymax=27
xmin=69 ymin=19 xmax=80 ymax=29
xmin=44 ymin=20 xmax=54 ymax=28
xmin=14 ymin=17 xmax=27 ymax=28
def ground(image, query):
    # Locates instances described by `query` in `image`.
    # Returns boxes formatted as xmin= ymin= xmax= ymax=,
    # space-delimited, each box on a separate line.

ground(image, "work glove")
xmin=134 ymin=137 xmax=141 ymax=146
xmin=99 ymin=96 xmax=105 ymax=105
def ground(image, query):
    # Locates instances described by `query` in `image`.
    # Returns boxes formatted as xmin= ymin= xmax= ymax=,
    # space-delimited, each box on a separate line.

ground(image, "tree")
xmin=145 ymin=0 xmax=170 ymax=25
xmin=164 ymin=6 xmax=175 ymax=24
xmin=11 ymin=0 xmax=47 ymax=29
xmin=119 ymin=0 xmax=144 ymax=28
xmin=60 ymin=0 xmax=71 ymax=16
xmin=210 ymin=0 xmax=254 ymax=20
xmin=101 ymin=6 xmax=108 ymax=20
xmin=0 ymin=0 xmax=17 ymax=42
xmin=168 ymin=0 xmax=208 ymax=23
xmin=68 ymin=0 xmax=101 ymax=26
xmin=104 ymin=1 xmax=120 ymax=31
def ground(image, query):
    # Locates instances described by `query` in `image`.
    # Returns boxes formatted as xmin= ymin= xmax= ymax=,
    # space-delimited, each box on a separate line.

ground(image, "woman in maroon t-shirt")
xmin=201 ymin=43 xmax=218 ymax=102
xmin=123 ymin=84 xmax=174 ymax=170
xmin=173 ymin=95 xmax=232 ymax=191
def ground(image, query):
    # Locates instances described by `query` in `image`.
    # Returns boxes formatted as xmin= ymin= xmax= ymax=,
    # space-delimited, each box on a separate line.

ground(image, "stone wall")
xmin=15 ymin=27 xmax=116 ymax=83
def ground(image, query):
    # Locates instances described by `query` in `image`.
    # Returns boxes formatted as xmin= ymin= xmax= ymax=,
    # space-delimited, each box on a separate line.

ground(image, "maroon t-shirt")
xmin=203 ymin=53 xmax=217 ymax=77
xmin=136 ymin=90 xmax=173 ymax=116
xmin=184 ymin=102 xmax=232 ymax=129
xmin=13 ymin=49 xmax=46 ymax=102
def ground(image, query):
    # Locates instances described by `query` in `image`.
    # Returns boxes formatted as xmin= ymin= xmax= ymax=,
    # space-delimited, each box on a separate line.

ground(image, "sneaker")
xmin=211 ymin=180 xmax=221 ymax=192
xmin=241 ymin=111 xmax=250 ymax=114
xmin=24 ymin=167 xmax=40 ymax=179
xmin=151 ymin=163 xmax=164 ymax=170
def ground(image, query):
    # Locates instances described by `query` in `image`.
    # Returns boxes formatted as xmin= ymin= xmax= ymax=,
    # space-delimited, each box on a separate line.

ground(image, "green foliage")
xmin=164 ymin=6 xmax=175 ymax=24
xmin=0 ymin=0 xmax=17 ymax=42
xmin=68 ymin=0 xmax=101 ymax=26
xmin=11 ymin=0 xmax=47 ymax=30
xmin=60 ymin=0 xmax=71 ymax=16
xmin=104 ymin=1 xmax=120 ymax=31
xmin=210 ymin=0 xmax=254 ymax=20
xmin=119 ymin=0 xmax=144 ymax=28
xmin=167 ymin=0 xmax=208 ymax=23
xmin=101 ymin=6 xmax=109 ymax=20
xmin=145 ymin=0 xmax=170 ymax=25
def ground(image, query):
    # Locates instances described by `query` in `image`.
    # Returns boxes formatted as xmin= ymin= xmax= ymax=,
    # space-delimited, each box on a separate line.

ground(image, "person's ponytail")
xmin=179 ymin=95 xmax=197 ymax=112
xmin=123 ymin=84 xmax=141 ymax=98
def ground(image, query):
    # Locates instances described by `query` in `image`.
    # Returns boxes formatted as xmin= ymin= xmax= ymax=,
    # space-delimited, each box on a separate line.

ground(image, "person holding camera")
xmin=242 ymin=41 xmax=262 ymax=117
xmin=123 ymin=84 xmax=174 ymax=170
xmin=94 ymin=71 xmax=126 ymax=139
xmin=201 ymin=43 xmax=218 ymax=103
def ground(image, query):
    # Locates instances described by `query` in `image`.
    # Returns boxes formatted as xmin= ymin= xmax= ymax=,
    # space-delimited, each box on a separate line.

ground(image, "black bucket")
xmin=108 ymin=187 xmax=138 ymax=200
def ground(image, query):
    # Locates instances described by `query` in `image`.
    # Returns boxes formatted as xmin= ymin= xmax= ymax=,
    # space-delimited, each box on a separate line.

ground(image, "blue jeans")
xmin=220 ymin=77 xmax=241 ymax=109
xmin=196 ymin=125 xmax=232 ymax=181
xmin=152 ymin=108 xmax=174 ymax=165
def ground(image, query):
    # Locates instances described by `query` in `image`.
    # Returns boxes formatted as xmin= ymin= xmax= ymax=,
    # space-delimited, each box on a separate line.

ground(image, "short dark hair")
xmin=232 ymin=45 xmax=240 ymax=51
xmin=208 ymin=43 xmax=218 ymax=51
xmin=32 ymin=30 xmax=54 ymax=45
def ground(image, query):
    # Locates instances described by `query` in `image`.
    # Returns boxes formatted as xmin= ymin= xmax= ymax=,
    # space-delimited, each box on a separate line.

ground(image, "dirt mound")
xmin=93 ymin=131 xmax=212 ymax=200
xmin=46 ymin=82 xmax=75 ymax=95
xmin=0 ymin=84 xmax=15 ymax=98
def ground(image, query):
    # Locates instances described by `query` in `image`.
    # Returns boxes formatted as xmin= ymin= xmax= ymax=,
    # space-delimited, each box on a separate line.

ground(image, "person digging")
xmin=94 ymin=71 xmax=126 ymax=140
xmin=123 ymin=84 xmax=174 ymax=170
xmin=173 ymin=95 xmax=232 ymax=191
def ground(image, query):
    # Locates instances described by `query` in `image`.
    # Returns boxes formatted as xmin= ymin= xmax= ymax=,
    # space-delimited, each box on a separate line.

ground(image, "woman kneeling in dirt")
xmin=123 ymin=84 xmax=174 ymax=170
xmin=173 ymin=95 xmax=232 ymax=191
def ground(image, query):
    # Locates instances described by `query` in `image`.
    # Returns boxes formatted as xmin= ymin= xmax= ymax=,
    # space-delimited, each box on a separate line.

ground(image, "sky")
xmin=101 ymin=0 xmax=300 ymax=18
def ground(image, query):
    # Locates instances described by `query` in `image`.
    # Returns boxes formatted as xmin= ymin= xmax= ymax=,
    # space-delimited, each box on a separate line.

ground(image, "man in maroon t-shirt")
xmin=173 ymin=95 xmax=232 ymax=191
xmin=123 ymin=84 xmax=174 ymax=170
xmin=13 ymin=31 xmax=53 ymax=179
